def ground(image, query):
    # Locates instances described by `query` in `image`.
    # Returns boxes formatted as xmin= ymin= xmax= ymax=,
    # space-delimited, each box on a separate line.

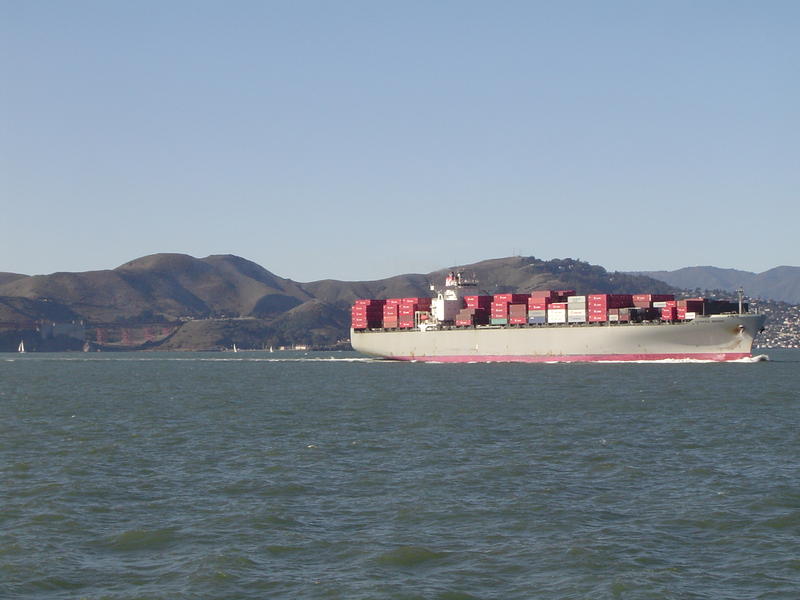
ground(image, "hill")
xmin=636 ymin=266 xmax=800 ymax=304
xmin=3 ymin=253 xmax=796 ymax=351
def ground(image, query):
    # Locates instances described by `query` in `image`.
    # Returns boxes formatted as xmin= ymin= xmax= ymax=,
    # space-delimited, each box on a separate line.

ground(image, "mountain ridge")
xmin=633 ymin=265 xmax=800 ymax=304
xmin=1 ymin=253 xmax=795 ymax=351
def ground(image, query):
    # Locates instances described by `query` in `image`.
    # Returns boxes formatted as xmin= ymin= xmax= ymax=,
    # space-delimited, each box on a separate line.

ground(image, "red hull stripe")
xmin=389 ymin=353 xmax=751 ymax=363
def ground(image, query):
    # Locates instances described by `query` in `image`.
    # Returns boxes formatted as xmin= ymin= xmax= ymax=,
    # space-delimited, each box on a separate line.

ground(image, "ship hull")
xmin=351 ymin=314 xmax=765 ymax=362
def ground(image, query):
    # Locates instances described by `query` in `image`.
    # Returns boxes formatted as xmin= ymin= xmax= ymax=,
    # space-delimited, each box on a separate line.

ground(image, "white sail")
xmin=18 ymin=340 xmax=25 ymax=353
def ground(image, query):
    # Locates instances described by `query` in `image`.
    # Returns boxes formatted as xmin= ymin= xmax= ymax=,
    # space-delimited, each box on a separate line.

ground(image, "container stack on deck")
xmin=455 ymin=295 xmax=492 ymax=326
xmin=587 ymin=294 xmax=634 ymax=323
xmin=350 ymin=289 xmax=733 ymax=331
xmin=398 ymin=297 xmax=432 ymax=328
xmin=490 ymin=293 xmax=528 ymax=325
xmin=381 ymin=299 xmax=402 ymax=329
xmin=351 ymin=299 xmax=385 ymax=330
xmin=567 ymin=295 xmax=587 ymax=323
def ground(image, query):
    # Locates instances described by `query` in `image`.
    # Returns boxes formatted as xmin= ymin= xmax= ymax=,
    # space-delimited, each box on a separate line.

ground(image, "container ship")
xmin=350 ymin=272 xmax=766 ymax=362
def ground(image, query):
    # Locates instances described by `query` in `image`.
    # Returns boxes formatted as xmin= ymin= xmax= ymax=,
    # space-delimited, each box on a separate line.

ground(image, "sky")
xmin=2 ymin=1 xmax=798 ymax=282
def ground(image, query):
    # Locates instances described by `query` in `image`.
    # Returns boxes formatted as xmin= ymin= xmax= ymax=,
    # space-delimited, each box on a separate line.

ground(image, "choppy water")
xmin=2 ymin=350 xmax=799 ymax=599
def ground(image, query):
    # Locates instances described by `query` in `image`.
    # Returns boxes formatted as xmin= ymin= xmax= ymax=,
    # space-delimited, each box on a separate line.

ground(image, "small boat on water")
xmin=18 ymin=340 xmax=25 ymax=353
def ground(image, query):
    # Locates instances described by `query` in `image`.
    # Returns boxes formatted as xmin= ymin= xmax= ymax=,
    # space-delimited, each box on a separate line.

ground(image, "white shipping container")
xmin=567 ymin=296 xmax=587 ymax=303
xmin=529 ymin=309 xmax=547 ymax=317
xmin=653 ymin=301 xmax=668 ymax=308
xmin=685 ymin=312 xmax=696 ymax=320
xmin=568 ymin=314 xmax=587 ymax=323
xmin=608 ymin=314 xmax=620 ymax=322
xmin=568 ymin=309 xmax=587 ymax=317
xmin=547 ymin=311 xmax=567 ymax=323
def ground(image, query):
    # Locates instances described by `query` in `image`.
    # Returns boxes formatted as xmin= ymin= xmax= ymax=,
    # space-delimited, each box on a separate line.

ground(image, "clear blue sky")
xmin=2 ymin=1 xmax=798 ymax=281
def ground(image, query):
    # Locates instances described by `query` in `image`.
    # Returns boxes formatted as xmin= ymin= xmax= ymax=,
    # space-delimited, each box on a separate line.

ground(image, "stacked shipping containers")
xmin=677 ymin=298 xmax=705 ymax=320
xmin=547 ymin=302 xmax=568 ymax=323
xmin=567 ymin=295 xmax=587 ymax=323
xmin=491 ymin=293 xmax=528 ymax=325
xmin=381 ymin=298 xmax=403 ymax=328
xmin=351 ymin=290 xmax=707 ymax=331
xmin=527 ymin=293 xmax=552 ymax=324
xmin=456 ymin=295 xmax=491 ymax=326
xmin=508 ymin=303 xmax=527 ymax=325
xmin=351 ymin=299 xmax=385 ymax=330
xmin=587 ymin=294 xmax=634 ymax=322
xmin=398 ymin=297 xmax=432 ymax=329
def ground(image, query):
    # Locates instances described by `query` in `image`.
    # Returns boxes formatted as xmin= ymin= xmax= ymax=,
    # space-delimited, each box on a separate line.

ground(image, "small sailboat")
xmin=18 ymin=340 xmax=25 ymax=353
xmin=232 ymin=343 xmax=238 ymax=353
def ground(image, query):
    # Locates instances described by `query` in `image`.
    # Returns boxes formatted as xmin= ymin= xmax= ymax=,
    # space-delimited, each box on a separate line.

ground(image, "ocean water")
xmin=1 ymin=349 xmax=798 ymax=600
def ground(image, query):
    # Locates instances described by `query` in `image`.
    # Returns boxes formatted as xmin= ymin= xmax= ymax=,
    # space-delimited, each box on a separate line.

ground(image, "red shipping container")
xmin=678 ymin=299 xmax=705 ymax=312
xmin=464 ymin=295 xmax=492 ymax=308
xmin=493 ymin=293 xmax=529 ymax=303
xmin=354 ymin=298 xmax=386 ymax=306
xmin=634 ymin=294 xmax=674 ymax=302
xmin=528 ymin=301 xmax=551 ymax=310
xmin=509 ymin=316 xmax=527 ymax=324
xmin=386 ymin=298 xmax=403 ymax=305
xmin=549 ymin=302 xmax=568 ymax=310
xmin=661 ymin=307 xmax=678 ymax=320
xmin=352 ymin=305 xmax=382 ymax=312
xmin=588 ymin=313 xmax=608 ymax=322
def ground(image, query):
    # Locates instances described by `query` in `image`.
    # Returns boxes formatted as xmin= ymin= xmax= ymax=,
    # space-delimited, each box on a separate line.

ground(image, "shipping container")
xmin=547 ymin=311 xmax=567 ymax=324
xmin=491 ymin=318 xmax=509 ymax=325
xmin=678 ymin=299 xmax=705 ymax=312
xmin=633 ymin=294 xmax=674 ymax=303
xmin=568 ymin=314 xmax=587 ymax=323
xmin=509 ymin=316 xmax=527 ymax=325
xmin=464 ymin=295 xmax=493 ymax=308
xmin=567 ymin=295 xmax=587 ymax=303
xmin=527 ymin=300 xmax=552 ymax=310
xmin=354 ymin=298 xmax=386 ymax=306
xmin=661 ymin=307 xmax=678 ymax=321
xmin=528 ymin=316 xmax=547 ymax=324
xmin=588 ymin=313 xmax=608 ymax=322
xmin=493 ymin=293 xmax=529 ymax=303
